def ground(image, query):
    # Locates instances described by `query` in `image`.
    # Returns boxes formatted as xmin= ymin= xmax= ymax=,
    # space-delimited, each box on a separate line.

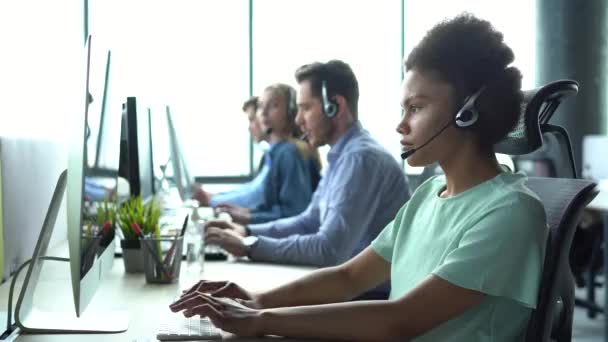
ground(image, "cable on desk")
xmin=3 ymin=256 xmax=68 ymax=337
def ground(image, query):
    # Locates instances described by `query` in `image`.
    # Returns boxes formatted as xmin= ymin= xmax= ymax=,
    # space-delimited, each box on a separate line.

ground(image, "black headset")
xmin=454 ymin=86 xmax=485 ymax=128
xmin=286 ymin=85 xmax=297 ymax=119
xmin=321 ymin=80 xmax=338 ymax=118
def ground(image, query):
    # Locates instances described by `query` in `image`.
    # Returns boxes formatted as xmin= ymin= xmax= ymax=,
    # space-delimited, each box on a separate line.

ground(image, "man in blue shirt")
xmin=192 ymin=96 xmax=270 ymax=209
xmin=205 ymin=60 xmax=410 ymax=276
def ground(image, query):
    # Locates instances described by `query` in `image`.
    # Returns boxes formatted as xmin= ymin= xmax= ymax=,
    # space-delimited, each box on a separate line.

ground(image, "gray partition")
xmin=0 ymin=137 xmax=68 ymax=281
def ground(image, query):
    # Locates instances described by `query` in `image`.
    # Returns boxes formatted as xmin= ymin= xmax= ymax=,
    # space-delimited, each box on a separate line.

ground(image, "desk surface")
xmin=2 ymin=242 xmax=316 ymax=341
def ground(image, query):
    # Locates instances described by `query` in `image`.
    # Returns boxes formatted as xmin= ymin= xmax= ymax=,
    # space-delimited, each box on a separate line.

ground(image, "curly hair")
xmin=405 ymin=13 xmax=523 ymax=148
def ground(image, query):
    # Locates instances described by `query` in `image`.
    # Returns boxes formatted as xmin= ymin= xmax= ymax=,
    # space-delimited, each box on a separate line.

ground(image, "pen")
xmin=180 ymin=214 xmax=189 ymax=237
xmin=162 ymin=214 xmax=189 ymax=268
xmin=132 ymin=223 xmax=172 ymax=280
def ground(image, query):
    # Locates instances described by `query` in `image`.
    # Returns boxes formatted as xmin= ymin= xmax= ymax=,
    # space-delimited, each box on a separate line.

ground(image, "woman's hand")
xmin=172 ymin=280 xmax=263 ymax=308
xmin=171 ymin=293 xmax=265 ymax=337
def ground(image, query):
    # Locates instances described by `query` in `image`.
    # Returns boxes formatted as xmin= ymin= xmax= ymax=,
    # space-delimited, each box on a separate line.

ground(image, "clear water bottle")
xmin=185 ymin=223 xmax=203 ymax=275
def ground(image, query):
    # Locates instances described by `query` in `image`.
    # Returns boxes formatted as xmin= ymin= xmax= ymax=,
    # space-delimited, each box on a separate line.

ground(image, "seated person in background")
xmin=171 ymin=14 xmax=548 ymax=341
xmin=216 ymin=83 xmax=322 ymax=225
xmin=84 ymin=177 xmax=115 ymax=201
xmin=83 ymin=92 xmax=116 ymax=202
xmin=192 ymin=96 xmax=270 ymax=208
xmin=203 ymin=61 xmax=410 ymax=286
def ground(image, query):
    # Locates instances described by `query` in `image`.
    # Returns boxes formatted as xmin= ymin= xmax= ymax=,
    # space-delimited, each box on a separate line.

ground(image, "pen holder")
xmin=142 ymin=235 xmax=183 ymax=284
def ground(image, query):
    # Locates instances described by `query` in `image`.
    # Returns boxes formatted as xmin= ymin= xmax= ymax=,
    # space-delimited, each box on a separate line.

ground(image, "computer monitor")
xmin=120 ymin=97 xmax=155 ymax=201
xmin=166 ymin=105 xmax=194 ymax=201
xmin=85 ymin=47 xmax=112 ymax=169
xmin=14 ymin=35 xmax=127 ymax=334
xmin=67 ymin=35 xmax=120 ymax=317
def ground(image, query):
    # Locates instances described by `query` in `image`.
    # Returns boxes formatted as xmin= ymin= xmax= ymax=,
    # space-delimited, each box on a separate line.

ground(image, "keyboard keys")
xmin=157 ymin=317 xmax=222 ymax=341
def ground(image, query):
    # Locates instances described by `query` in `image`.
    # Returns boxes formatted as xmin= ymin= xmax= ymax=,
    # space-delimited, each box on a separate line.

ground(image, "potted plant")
xmin=117 ymin=197 xmax=162 ymax=273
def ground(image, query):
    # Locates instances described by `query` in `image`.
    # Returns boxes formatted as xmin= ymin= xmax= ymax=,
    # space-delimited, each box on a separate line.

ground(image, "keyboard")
xmin=157 ymin=316 xmax=222 ymax=341
xmin=204 ymin=245 xmax=228 ymax=261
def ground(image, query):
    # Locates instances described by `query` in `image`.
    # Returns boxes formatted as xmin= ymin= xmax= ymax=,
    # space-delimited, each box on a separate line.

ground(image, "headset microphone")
xmin=400 ymin=148 xmax=416 ymax=160
xmin=400 ymin=85 xmax=485 ymax=160
xmin=400 ymin=120 xmax=453 ymax=160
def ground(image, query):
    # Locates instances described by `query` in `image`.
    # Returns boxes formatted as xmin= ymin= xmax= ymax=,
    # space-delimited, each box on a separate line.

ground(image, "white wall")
xmin=0 ymin=1 xmax=83 ymax=280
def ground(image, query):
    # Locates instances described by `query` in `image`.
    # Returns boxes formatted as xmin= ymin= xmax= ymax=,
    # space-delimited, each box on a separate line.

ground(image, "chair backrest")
xmin=495 ymin=80 xmax=579 ymax=181
xmin=515 ymin=157 xmax=557 ymax=178
xmin=514 ymin=128 xmax=577 ymax=179
xmin=535 ymin=80 xmax=579 ymax=125
xmin=524 ymin=177 xmax=598 ymax=342
xmin=540 ymin=125 xmax=578 ymax=178
xmin=495 ymin=80 xmax=578 ymax=157
xmin=493 ymin=87 xmax=543 ymax=155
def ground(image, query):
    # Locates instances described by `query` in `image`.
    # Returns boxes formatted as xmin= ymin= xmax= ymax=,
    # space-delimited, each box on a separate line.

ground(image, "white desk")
xmin=585 ymin=182 xmax=608 ymax=342
xmin=0 ymin=242 xmax=317 ymax=341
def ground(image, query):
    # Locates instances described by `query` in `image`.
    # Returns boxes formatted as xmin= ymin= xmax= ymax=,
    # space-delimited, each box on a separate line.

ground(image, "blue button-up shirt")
xmin=209 ymin=154 xmax=271 ymax=209
xmin=248 ymin=121 xmax=410 ymax=267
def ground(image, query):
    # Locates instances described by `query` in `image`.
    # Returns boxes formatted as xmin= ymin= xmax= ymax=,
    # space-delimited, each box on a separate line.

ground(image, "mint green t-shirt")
xmin=371 ymin=172 xmax=548 ymax=341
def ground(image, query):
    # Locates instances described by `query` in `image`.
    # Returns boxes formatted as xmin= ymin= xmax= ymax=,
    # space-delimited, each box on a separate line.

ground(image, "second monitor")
xmin=119 ymin=97 xmax=155 ymax=202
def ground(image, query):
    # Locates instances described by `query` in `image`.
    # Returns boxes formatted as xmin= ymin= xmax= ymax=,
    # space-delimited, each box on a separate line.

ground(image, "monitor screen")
xmin=92 ymin=51 xmax=121 ymax=172
xmin=67 ymin=35 xmax=118 ymax=317
xmin=122 ymin=97 xmax=155 ymax=201
xmin=86 ymin=48 xmax=111 ymax=169
xmin=166 ymin=105 xmax=193 ymax=201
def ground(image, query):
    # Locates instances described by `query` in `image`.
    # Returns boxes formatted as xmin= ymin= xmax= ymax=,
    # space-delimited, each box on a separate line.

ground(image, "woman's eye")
xmin=408 ymin=104 xmax=421 ymax=113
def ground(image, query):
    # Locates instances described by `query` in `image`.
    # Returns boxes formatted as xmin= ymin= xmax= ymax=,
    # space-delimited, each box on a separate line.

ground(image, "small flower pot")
xmin=120 ymin=239 xmax=144 ymax=273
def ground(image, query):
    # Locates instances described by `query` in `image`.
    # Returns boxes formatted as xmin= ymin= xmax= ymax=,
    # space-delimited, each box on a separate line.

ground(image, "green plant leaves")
xmin=117 ymin=197 xmax=162 ymax=240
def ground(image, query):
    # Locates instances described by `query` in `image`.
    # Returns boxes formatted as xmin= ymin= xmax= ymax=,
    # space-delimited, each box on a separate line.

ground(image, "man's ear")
xmin=333 ymin=95 xmax=350 ymax=119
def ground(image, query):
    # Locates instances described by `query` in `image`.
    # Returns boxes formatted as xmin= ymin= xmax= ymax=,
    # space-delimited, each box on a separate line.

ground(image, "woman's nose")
xmin=396 ymin=112 xmax=409 ymax=135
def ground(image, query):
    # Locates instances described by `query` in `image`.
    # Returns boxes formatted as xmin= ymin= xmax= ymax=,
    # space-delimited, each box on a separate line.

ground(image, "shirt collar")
xmin=327 ymin=121 xmax=363 ymax=164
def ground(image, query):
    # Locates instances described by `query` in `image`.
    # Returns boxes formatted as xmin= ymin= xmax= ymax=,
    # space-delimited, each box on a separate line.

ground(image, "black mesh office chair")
xmin=524 ymin=178 xmax=597 ymax=342
xmin=516 ymin=80 xmax=605 ymax=319
xmin=494 ymin=79 xmax=599 ymax=342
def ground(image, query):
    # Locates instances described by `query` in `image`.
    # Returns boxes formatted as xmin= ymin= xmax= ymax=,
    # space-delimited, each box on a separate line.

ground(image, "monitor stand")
xmin=14 ymin=170 xmax=129 ymax=333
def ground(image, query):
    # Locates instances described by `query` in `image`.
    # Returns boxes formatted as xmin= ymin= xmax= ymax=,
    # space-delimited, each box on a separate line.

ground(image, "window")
xmin=253 ymin=0 xmax=403 ymax=165
xmin=89 ymin=0 xmax=250 ymax=177
xmin=0 ymin=1 xmax=83 ymax=139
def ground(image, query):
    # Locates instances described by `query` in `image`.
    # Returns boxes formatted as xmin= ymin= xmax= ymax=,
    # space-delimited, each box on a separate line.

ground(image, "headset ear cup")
xmin=455 ymin=109 xmax=478 ymax=128
xmin=321 ymin=80 xmax=338 ymax=118
xmin=454 ymin=86 xmax=484 ymax=128
xmin=325 ymin=102 xmax=338 ymax=118
xmin=287 ymin=87 xmax=297 ymax=119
